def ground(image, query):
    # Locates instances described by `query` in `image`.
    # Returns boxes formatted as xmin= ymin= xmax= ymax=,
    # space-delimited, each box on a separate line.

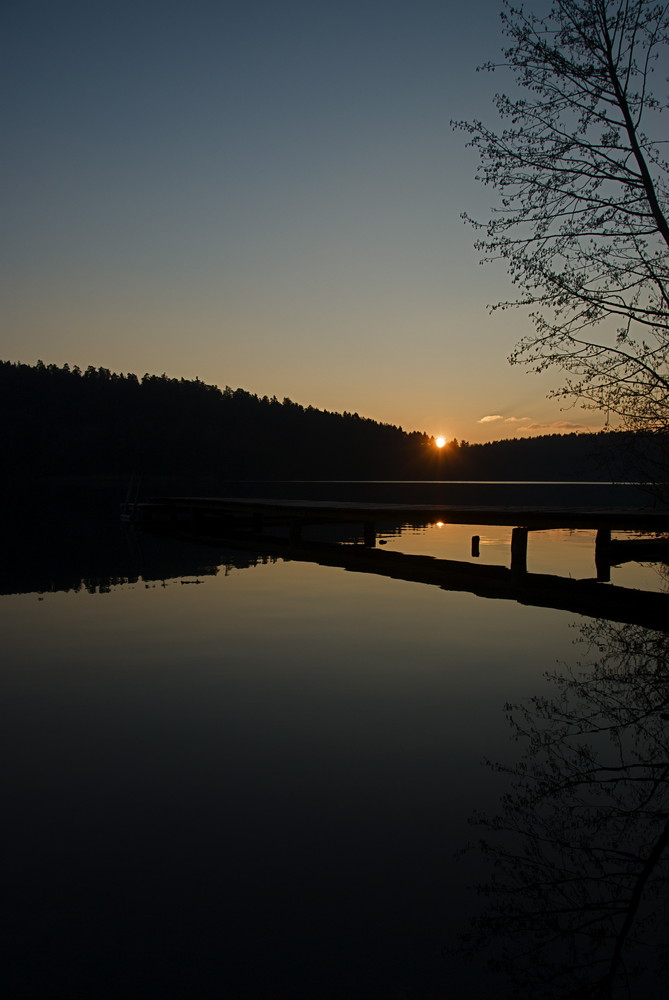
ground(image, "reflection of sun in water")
xmin=435 ymin=436 xmax=447 ymax=448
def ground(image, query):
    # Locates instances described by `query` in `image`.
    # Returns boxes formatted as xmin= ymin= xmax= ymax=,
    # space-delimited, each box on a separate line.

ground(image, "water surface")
xmin=2 ymin=483 xmax=667 ymax=998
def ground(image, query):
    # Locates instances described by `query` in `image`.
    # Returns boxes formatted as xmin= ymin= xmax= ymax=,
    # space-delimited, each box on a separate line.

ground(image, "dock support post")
xmin=595 ymin=528 xmax=612 ymax=582
xmin=511 ymin=527 xmax=528 ymax=574
xmin=363 ymin=521 xmax=376 ymax=547
xmin=471 ymin=535 xmax=480 ymax=558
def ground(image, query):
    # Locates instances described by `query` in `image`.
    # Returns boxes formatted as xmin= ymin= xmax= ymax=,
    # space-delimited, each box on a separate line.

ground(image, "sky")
xmin=2 ymin=0 xmax=605 ymax=444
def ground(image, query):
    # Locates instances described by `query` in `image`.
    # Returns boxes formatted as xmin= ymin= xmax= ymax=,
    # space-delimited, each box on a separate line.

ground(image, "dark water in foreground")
xmin=2 ymin=481 xmax=668 ymax=998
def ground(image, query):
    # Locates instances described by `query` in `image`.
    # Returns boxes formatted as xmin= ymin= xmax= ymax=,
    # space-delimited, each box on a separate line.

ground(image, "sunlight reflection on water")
xmin=376 ymin=522 xmax=667 ymax=592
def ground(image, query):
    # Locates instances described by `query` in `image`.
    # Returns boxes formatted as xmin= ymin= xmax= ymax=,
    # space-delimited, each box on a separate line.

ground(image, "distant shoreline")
xmin=3 ymin=475 xmax=666 ymax=514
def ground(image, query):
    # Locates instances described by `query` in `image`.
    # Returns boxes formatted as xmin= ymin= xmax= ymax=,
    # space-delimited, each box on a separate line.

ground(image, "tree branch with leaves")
xmin=454 ymin=0 xmax=669 ymax=445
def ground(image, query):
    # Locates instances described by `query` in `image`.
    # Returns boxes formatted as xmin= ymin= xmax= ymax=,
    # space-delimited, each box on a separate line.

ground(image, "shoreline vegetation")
xmin=3 ymin=359 xmax=667 ymax=484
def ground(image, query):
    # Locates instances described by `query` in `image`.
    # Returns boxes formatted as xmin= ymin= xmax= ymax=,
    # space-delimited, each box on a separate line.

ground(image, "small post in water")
xmin=511 ymin=527 xmax=528 ymax=574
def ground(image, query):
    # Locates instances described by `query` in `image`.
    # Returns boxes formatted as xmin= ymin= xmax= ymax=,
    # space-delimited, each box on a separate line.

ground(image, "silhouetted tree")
xmin=455 ymin=1 xmax=669 ymax=446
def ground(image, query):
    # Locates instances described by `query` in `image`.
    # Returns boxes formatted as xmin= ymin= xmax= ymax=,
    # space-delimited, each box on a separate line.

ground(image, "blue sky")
xmin=2 ymin=0 xmax=603 ymax=442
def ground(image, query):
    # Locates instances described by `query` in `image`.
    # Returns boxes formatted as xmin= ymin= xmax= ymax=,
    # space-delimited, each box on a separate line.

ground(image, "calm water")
xmin=2 ymin=482 xmax=668 ymax=998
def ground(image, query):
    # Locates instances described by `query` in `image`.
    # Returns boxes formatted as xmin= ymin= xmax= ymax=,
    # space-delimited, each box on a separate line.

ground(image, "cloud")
xmin=515 ymin=420 xmax=591 ymax=435
xmin=477 ymin=415 xmax=596 ymax=437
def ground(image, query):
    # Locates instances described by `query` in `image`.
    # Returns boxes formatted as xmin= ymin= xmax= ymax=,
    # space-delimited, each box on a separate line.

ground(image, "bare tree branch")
xmin=453 ymin=0 xmax=669 ymax=455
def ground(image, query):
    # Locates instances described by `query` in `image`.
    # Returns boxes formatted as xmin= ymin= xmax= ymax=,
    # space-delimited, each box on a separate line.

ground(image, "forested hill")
xmin=1 ymin=361 xmax=429 ymax=479
xmin=0 ymin=360 xmax=658 ymax=481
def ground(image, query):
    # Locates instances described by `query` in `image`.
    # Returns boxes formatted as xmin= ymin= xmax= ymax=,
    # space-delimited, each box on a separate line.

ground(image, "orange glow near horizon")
xmin=435 ymin=436 xmax=447 ymax=448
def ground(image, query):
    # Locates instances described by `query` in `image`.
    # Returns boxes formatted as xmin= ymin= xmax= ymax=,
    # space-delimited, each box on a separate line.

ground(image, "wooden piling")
xmin=511 ymin=526 xmax=528 ymax=574
xmin=595 ymin=527 xmax=612 ymax=582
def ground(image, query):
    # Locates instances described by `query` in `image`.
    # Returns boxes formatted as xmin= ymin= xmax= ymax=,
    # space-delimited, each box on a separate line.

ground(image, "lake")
xmin=3 ymin=481 xmax=668 ymax=998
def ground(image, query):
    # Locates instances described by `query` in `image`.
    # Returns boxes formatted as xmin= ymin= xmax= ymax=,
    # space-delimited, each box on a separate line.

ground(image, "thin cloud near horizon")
xmin=515 ymin=420 xmax=593 ymax=435
xmin=477 ymin=414 xmax=531 ymax=424
xmin=476 ymin=413 xmax=595 ymax=436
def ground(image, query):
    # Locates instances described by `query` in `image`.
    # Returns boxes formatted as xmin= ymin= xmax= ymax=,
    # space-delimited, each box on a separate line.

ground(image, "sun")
xmin=435 ymin=436 xmax=447 ymax=448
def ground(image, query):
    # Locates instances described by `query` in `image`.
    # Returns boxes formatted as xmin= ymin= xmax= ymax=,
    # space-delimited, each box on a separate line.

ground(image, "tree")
xmin=454 ymin=0 xmax=669 ymax=441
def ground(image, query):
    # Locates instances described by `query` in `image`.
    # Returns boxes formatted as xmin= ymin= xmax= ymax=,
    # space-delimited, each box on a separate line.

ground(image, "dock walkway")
xmin=122 ymin=495 xmax=669 ymax=629
xmin=125 ymin=495 xmax=669 ymax=531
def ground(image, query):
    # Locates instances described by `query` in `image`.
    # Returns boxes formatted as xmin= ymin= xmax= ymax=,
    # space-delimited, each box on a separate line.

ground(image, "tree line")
xmin=1 ymin=359 xmax=662 ymax=482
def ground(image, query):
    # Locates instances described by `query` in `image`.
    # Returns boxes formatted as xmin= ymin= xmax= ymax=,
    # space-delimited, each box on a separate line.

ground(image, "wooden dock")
xmin=122 ymin=496 xmax=669 ymax=569
xmin=122 ymin=496 xmax=669 ymax=630
xmin=123 ymin=495 xmax=669 ymax=531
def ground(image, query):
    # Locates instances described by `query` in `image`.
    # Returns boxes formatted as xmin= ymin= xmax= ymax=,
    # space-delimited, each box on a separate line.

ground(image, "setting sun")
xmin=435 ymin=436 xmax=447 ymax=448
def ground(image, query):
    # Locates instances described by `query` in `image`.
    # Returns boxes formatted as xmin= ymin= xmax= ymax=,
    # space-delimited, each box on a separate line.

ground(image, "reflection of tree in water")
xmin=467 ymin=620 xmax=669 ymax=998
xmin=655 ymin=558 xmax=669 ymax=593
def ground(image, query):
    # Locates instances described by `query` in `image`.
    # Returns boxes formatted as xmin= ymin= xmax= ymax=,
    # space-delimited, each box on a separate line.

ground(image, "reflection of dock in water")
xmin=0 ymin=528 xmax=265 ymax=598
xmin=127 ymin=496 xmax=669 ymax=631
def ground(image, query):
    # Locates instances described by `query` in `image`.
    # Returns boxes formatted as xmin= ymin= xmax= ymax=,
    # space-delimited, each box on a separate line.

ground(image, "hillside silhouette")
xmin=1 ymin=360 xmax=662 ymax=481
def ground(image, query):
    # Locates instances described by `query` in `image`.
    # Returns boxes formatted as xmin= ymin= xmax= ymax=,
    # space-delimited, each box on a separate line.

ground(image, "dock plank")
xmin=135 ymin=496 xmax=669 ymax=530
